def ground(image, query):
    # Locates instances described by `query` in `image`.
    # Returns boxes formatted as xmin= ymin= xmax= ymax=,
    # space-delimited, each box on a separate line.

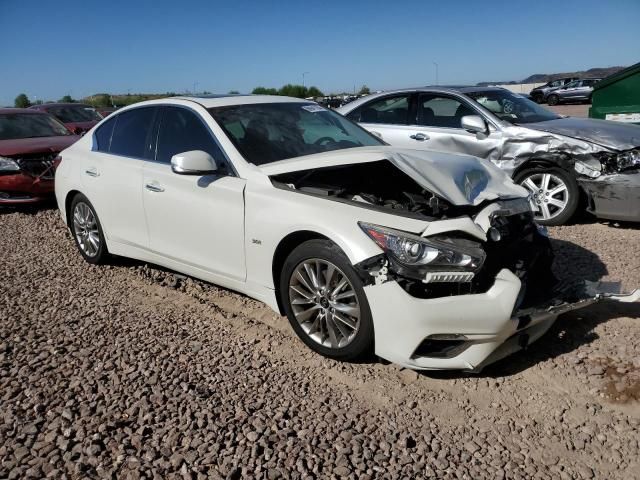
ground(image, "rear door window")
xmin=155 ymin=106 xmax=226 ymax=166
xmin=109 ymin=107 xmax=158 ymax=159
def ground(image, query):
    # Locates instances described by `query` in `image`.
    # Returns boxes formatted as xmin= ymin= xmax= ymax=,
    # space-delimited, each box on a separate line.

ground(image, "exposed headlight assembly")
xmin=358 ymin=222 xmax=485 ymax=283
xmin=0 ymin=156 xmax=20 ymax=172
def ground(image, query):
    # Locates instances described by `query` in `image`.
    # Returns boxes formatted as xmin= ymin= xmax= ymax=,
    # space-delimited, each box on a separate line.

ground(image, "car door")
xmin=142 ymin=105 xmax=246 ymax=281
xmin=402 ymin=93 xmax=504 ymax=159
xmin=81 ymin=107 xmax=157 ymax=248
xmin=344 ymin=93 xmax=417 ymax=147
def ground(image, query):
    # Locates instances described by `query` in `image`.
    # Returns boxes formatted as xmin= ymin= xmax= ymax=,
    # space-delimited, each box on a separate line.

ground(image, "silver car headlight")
xmin=0 ymin=156 xmax=20 ymax=172
xmin=358 ymin=222 xmax=485 ymax=282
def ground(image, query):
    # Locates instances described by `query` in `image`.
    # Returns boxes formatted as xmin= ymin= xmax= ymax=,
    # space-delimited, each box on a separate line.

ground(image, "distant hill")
xmin=477 ymin=66 xmax=627 ymax=86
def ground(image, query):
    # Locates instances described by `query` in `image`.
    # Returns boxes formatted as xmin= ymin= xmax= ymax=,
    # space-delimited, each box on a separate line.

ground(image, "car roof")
xmin=31 ymin=103 xmax=95 ymax=109
xmin=0 ymin=108 xmax=50 ymax=115
xmin=172 ymin=94 xmax=313 ymax=108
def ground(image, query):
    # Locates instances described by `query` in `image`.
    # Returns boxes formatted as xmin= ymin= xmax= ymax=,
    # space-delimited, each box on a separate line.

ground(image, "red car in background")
xmin=0 ymin=109 xmax=80 ymax=204
xmin=29 ymin=103 xmax=103 ymax=135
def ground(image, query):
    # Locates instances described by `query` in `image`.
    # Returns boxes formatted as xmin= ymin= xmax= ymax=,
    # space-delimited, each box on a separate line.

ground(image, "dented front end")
xmin=354 ymin=199 xmax=639 ymax=370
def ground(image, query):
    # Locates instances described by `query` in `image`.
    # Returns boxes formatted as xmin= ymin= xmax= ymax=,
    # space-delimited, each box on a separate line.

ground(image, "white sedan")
xmin=54 ymin=95 xmax=637 ymax=371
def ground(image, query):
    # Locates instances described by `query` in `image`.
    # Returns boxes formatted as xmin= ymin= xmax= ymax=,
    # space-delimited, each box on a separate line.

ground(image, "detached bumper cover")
xmin=579 ymin=171 xmax=640 ymax=222
xmin=365 ymin=269 xmax=639 ymax=371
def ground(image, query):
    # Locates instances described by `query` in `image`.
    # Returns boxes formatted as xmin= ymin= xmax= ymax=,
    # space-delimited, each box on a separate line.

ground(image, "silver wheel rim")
xmin=520 ymin=173 xmax=569 ymax=221
xmin=289 ymin=259 xmax=360 ymax=349
xmin=73 ymin=202 xmax=100 ymax=257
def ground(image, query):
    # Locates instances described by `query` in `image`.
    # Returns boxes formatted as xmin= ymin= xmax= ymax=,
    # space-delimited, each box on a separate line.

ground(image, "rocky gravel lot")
xmin=1 ymin=206 xmax=639 ymax=479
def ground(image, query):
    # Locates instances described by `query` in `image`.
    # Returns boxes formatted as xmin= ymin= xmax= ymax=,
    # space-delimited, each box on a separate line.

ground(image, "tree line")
xmin=13 ymin=84 xmax=371 ymax=108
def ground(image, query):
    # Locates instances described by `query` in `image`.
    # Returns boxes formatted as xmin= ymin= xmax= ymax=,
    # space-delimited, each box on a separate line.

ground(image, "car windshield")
xmin=48 ymin=105 xmax=102 ymax=123
xmin=465 ymin=90 xmax=561 ymax=124
xmin=0 ymin=113 xmax=72 ymax=140
xmin=208 ymin=102 xmax=384 ymax=165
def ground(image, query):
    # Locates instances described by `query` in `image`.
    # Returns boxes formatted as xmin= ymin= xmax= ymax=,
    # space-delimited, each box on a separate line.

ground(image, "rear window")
xmin=109 ymin=107 xmax=157 ymax=159
xmin=94 ymin=116 xmax=116 ymax=152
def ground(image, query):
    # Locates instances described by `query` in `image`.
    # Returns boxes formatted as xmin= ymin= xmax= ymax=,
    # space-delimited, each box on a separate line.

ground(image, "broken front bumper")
xmin=0 ymin=173 xmax=55 ymax=204
xmin=579 ymin=171 xmax=640 ymax=222
xmin=365 ymin=269 xmax=639 ymax=371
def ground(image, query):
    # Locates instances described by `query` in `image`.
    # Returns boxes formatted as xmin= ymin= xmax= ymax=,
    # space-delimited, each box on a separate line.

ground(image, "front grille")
xmin=15 ymin=154 xmax=57 ymax=179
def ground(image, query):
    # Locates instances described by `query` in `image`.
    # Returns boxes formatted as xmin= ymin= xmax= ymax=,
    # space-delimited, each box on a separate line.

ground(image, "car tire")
xmin=69 ymin=193 xmax=109 ymax=264
xmin=547 ymin=94 xmax=560 ymax=106
xmin=280 ymin=239 xmax=374 ymax=361
xmin=514 ymin=167 xmax=580 ymax=226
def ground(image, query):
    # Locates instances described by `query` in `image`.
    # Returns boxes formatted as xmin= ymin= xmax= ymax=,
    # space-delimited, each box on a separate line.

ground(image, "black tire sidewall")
xmin=69 ymin=193 xmax=108 ymax=264
xmin=515 ymin=167 xmax=580 ymax=226
xmin=279 ymin=239 xmax=374 ymax=361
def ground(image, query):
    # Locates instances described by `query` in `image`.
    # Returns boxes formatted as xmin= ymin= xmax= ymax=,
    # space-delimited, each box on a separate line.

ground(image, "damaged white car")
xmin=55 ymin=95 xmax=639 ymax=371
xmin=338 ymin=87 xmax=640 ymax=225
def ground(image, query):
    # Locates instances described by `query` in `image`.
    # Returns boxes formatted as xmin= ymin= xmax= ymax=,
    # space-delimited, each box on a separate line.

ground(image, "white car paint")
xmin=55 ymin=95 xmax=636 ymax=371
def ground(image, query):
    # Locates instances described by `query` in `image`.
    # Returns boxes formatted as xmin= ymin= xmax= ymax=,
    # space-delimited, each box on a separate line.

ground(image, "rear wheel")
xmin=280 ymin=239 xmax=374 ymax=361
xmin=547 ymin=94 xmax=560 ymax=106
xmin=515 ymin=167 xmax=579 ymax=226
xmin=69 ymin=194 xmax=109 ymax=264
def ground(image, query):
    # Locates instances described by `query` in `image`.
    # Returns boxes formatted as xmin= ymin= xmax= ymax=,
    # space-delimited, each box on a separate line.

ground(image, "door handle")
xmin=145 ymin=183 xmax=164 ymax=193
xmin=409 ymin=133 xmax=429 ymax=141
xmin=85 ymin=168 xmax=99 ymax=177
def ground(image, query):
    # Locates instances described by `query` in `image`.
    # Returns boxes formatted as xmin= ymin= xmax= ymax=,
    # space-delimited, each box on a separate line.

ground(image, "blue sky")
xmin=1 ymin=0 xmax=638 ymax=105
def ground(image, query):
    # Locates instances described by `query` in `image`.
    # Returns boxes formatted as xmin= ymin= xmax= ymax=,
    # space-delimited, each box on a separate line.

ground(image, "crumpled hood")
xmin=260 ymin=146 xmax=528 ymax=206
xmin=525 ymin=117 xmax=640 ymax=151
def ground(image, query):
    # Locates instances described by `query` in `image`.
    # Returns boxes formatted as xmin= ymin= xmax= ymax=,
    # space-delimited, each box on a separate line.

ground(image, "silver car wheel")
xmin=520 ymin=173 xmax=569 ymax=221
xmin=288 ymin=259 xmax=360 ymax=349
xmin=73 ymin=202 xmax=101 ymax=257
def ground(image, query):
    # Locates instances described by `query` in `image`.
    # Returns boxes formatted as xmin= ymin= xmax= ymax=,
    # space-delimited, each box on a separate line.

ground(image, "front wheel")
xmin=280 ymin=239 xmax=374 ymax=361
xmin=515 ymin=167 xmax=580 ymax=226
xmin=69 ymin=193 xmax=109 ymax=264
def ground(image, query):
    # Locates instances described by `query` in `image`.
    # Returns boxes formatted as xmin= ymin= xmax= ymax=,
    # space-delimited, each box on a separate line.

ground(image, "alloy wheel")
xmin=288 ymin=259 xmax=361 ymax=349
xmin=73 ymin=202 xmax=101 ymax=257
xmin=520 ymin=173 xmax=569 ymax=222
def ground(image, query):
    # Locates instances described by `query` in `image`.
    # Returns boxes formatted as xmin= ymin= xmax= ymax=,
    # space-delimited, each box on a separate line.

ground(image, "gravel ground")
xmin=1 ymin=206 xmax=639 ymax=479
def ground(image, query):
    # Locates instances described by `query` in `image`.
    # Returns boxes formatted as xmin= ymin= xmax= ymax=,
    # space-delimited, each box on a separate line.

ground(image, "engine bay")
xmin=270 ymin=160 xmax=482 ymax=220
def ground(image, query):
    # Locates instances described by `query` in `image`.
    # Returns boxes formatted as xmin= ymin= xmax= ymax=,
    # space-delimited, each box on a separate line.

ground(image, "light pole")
xmin=432 ymin=62 xmax=439 ymax=86
xmin=302 ymin=72 xmax=309 ymax=87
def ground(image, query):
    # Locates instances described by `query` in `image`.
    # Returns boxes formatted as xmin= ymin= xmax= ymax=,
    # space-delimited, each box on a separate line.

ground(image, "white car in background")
xmin=338 ymin=87 xmax=640 ymax=225
xmin=54 ymin=95 xmax=638 ymax=371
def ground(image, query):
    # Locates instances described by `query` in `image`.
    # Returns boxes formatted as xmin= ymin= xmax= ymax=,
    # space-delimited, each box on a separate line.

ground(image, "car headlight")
xmin=616 ymin=149 xmax=640 ymax=171
xmin=358 ymin=222 xmax=486 ymax=283
xmin=0 ymin=156 xmax=20 ymax=172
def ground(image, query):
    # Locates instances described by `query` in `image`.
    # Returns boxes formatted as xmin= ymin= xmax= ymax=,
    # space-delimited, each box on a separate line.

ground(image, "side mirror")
xmin=171 ymin=150 xmax=218 ymax=175
xmin=461 ymin=115 xmax=487 ymax=135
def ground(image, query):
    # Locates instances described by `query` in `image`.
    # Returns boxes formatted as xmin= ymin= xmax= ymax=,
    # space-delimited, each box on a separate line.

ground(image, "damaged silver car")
xmin=338 ymin=87 xmax=640 ymax=225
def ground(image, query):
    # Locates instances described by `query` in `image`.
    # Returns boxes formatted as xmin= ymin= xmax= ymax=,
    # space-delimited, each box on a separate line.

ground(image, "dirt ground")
xmin=546 ymin=104 xmax=590 ymax=118
xmin=1 ymin=206 xmax=639 ymax=479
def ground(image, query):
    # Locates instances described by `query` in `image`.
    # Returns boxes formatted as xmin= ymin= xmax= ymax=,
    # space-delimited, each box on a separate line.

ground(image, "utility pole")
xmin=433 ymin=62 xmax=439 ymax=85
xmin=302 ymin=72 xmax=309 ymax=87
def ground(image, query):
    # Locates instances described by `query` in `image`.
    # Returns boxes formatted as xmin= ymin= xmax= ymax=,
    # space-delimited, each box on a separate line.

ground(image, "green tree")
xmin=307 ymin=86 xmax=323 ymax=97
xmin=358 ymin=85 xmax=371 ymax=95
xmin=278 ymin=84 xmax=309 ymax=98
xmin=14 ymin=93 xmax=31 ymax=108
xmin=59 ymin=95 xmax=76 ymax=103
xmin=252 ymin=86 xmax=278 ymax=95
